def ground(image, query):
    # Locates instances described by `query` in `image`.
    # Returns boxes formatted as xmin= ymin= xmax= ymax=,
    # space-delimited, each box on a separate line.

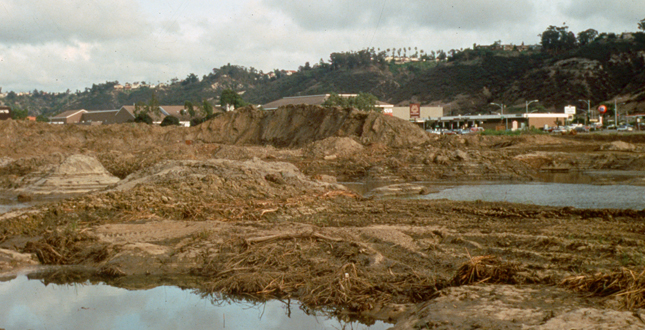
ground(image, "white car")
xmin=617 ymin=125 xmax=634 ymax=132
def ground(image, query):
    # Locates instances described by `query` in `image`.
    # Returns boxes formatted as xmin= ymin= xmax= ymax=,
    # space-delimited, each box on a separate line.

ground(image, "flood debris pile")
xmin=196 ymin=228 xmax=441 ymax=315
xmin=450 ymin=255 xmax=522 ymax=286
xmin=24 ymin=228 xmax=108 ymax=265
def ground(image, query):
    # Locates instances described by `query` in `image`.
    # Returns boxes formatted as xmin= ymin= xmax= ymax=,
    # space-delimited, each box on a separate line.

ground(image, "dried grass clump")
xmin=24 ymin=228 xmax=109 ymax=265
xmin=561 ymin=268 xmax=645 ymax=309
xmin=451 ymin=254 xmax=520 ymax=286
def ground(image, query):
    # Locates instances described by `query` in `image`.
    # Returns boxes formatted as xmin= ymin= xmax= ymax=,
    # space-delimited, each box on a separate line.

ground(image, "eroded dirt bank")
xmin=1 ymin=108 xmax=645 ymax=329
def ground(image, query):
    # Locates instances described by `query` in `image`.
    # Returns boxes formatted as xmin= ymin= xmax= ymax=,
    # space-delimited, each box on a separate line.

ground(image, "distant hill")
xmin=4 ymin=31 xmax=645 ymax=117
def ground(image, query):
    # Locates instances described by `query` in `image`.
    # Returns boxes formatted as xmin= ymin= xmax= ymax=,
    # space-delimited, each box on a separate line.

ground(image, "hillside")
xmin=4 ymin=32 xmax=645 ymax=117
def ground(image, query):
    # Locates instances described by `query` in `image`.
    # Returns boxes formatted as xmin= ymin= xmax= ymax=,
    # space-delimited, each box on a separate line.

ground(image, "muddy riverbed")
xmin=1 ymin=110 xmax=645 ymax=329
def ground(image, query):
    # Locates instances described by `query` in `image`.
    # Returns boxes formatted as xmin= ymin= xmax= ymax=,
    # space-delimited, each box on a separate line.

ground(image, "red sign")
xmin=409 ymin=104 xmax=420 ymax=119
xmin=598 ymin=105 xmax=607 ymax=114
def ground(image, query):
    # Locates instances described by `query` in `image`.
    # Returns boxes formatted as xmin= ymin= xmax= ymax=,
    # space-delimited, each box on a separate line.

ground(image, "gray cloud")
xmin=264 ymin=0 xmax=535 ymax=31
xmin=0 ymin=0 xmax=150 ymax=44
xmin=559 ymin=0 xmax=643 ymax=21
xmin=0 ymin=0 xmax=642 ymax=94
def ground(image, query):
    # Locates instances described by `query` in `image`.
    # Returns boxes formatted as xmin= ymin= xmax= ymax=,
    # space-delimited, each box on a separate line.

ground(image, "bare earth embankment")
xmin=1 ymin=106 xmax=645 ymax=329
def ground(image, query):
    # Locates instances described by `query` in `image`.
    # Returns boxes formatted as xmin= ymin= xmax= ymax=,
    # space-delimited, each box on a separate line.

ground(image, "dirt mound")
xmin=15 ymin=154 xmax=120 ymax=195
xmin=304 ymin=136 xmax=364 ymax=159
xmin=212 ymin=145 xmax=303 ymax=160
xmin=194 ymin=105 xmax=431 ymax=148
xmin=111 ymin=158 xmax=343 ymax=201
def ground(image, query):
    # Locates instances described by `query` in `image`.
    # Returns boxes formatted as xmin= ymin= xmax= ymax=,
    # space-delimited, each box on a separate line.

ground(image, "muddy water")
xmin=0 ymin=275 xmax=388 ymax=330
xmin=417 ymin=183 xmax=645 ymax=209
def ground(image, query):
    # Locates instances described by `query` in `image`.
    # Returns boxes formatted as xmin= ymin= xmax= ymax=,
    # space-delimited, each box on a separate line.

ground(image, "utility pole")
xmin=615 ymin=99 xmax=618 ymax=127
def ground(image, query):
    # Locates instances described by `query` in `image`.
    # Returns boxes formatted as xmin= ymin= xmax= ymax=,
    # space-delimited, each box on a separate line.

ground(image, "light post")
xmin=578 ymin=99 xmax=590 ymax=126
xmin=525 ymin=99 xmax=539 ymax=114
xmin=490 ymin=102 xmax=505 ymax=115
xmin=490 ymin=102 xmax=506 ymax=130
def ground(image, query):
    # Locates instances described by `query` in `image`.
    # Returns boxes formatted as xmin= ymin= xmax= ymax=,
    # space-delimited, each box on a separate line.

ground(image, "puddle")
xmin=415 ymin=182 xmax=645 ymax=209
xmin=344 ymin=171 xmax=645 ymax=209
xmin=0 ymin=274 xmax=389 ymax=330
xmin=0 ymin=202 xmax=31 ymax=214
xmin=535 ymin=170 xmax=645 ymax=185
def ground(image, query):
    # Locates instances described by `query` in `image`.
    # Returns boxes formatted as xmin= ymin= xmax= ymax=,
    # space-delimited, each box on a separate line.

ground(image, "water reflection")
xmin=0 ymin=275 xmax=388 ymax=330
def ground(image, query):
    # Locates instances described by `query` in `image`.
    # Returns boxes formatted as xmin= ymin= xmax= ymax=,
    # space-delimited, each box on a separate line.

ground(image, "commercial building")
xmin=427 ymin=113 xmax=571 ymax=130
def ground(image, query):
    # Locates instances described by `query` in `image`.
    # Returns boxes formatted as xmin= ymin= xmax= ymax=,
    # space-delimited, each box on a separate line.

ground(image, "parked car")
xmin=426 ymin=129 xmax=442 ymax=135
xmin=550 ymin=126 xmax=569 ymax=134
xmin=617 ymin=125 xmax=634 ymax=132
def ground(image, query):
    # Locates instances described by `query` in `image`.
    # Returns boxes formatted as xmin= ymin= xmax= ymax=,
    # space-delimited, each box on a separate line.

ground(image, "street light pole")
xmin=490 ymin=102 xmax=506 ymax=130
xmin=525 ymin=99 xmax=539 ymax=114
xmin=578 ymin=99 xmax=590 ymax=126
xmin=490 ymin=103 xmax=504 ymax=115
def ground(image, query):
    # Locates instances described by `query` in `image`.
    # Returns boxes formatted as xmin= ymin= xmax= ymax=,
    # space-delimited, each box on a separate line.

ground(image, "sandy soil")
xmin=1 ymin=109 xmax=645 ymax=329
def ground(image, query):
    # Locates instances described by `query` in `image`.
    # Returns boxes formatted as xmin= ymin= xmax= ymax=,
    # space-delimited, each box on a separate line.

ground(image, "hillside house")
xmin=50 ymin=109 xmax=87 ymax=124
xmin=0 ymin=106 xmax=11 ymax=120
xmin=78 ymin=109 xmax=134 ymax=125
xmin=51 ymin=108 xmax=135 ymax=125
xmin=120 ymin=105 xmax=202 ymax=126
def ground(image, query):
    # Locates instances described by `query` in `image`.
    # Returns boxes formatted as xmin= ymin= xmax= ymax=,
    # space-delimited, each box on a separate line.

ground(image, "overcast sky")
xmin=0 ymin=0 xmax=642 ymax=93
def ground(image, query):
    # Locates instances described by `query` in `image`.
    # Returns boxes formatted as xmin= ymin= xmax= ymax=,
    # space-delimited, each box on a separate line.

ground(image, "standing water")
xmin=0 ymin=275 xmax=389 ymax=330
xmin=416 ymin=182 xmax=645 ymax=209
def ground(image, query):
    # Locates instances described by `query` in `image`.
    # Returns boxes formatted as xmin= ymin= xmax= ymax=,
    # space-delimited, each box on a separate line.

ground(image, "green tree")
xmin=160 ymin=115 xmax=180 ymax=126
xmin=577 ymin=29 xmax=598 ymax=46
xmin=201 ymin=100 xmax=214 ymax=117
xmin=639 ymin=18 xmax=645 ymax=31
xmin=437 ymin=50 xmax=447 ymax=61
xmin=322 ymin=92 xmax=379 ymax=112
xmin=133 ymin=92 xmax=161 ymax=124
xmin=220 ymin=89 xmax=246 ymax=110
xmin=540 ymin=25 xmax=577 ymax=52
xmin=11 ymin=108 xmax=28 ymax=120
xmin=134 ymin=112 xmax=153 ymax=124
xmin=36 ymin=115 xmax=49 ymax=122
xmin=184 ymin=101 xmax=196 ymax=117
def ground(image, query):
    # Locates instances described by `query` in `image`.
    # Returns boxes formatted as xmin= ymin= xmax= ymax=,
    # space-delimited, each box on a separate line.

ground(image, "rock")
xmin=599 ymin=141 xmax=636 ymax=151
xmin=435 ymin=155 xmax=450 ymax=165
xmin=265 ymin=173 xmax=286 ymax=185
xmin=369 ymin=183 xmax=432 ymax=197
xmin=454 ymin=150 xmax=469 ymax=161
xmin=314 ymin=174 xmax=337 ymax=183
xmin=16 ymin=193 xmax=32 ymax=202
xmin=0 ymin=248 xmax=39 ymax=271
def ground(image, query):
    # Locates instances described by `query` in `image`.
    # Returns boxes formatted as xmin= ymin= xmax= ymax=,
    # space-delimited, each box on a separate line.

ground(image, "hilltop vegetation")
xmin=4 ymin=24 xmax=645 ymax=117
